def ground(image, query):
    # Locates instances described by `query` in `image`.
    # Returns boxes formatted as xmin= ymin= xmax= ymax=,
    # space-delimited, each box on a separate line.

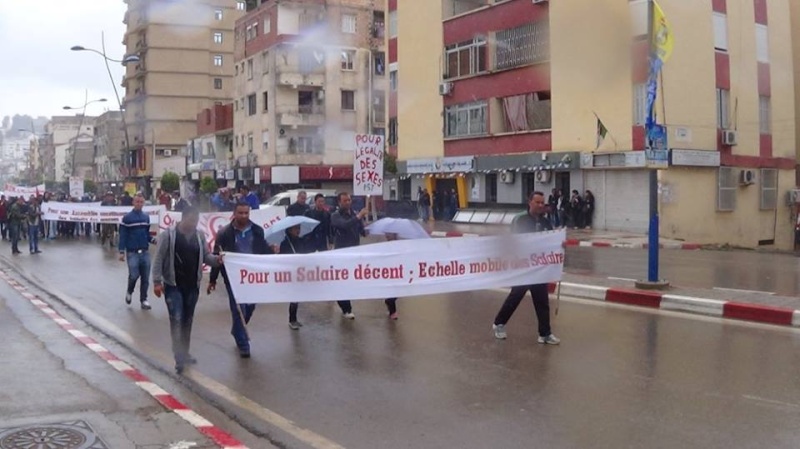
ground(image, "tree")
xmin=200 ymin=176 xmax=218 ymax=195
xmin=160 ymin=171 xmax=180 ymax=193
xmin=83 ymin=179 xmax=96 ymax=195
xmin=384 ymin=153 xmax=397 ymax=175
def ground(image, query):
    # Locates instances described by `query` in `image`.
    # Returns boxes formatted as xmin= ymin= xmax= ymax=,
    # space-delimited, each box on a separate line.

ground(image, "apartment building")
xmin=93 ymin=111 xmax=125 ymax=189
xmin=122 ymin=0 xmax=246 ymax=193
xmin=232 ymin=0 xmax=388 ymax=191
xmin=41 ymin=116 xmax=96 ymax=182
xmin=187 ymin=103 xmax=234 ymax=189
xmin=390 ymin=0 xmax=797 ymax=249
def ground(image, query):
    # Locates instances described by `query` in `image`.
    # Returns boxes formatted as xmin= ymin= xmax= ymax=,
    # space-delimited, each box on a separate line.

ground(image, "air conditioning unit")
xmin=500 ymin=171 xmax=515 ymax=184
xmin=163 ymin=149 xmax=172 ymax=157
xmin=439 ymin=82 xmax=453 ymax=96
xmin=536 ymin=170 xmax=552 ymax=183
xmin=739 ymin=169 xmax=756 ymax=185
xmin=722 ymin=130 xmax=738 ymax=146
xmin=786 ymin=189 xmax=800 ymax=205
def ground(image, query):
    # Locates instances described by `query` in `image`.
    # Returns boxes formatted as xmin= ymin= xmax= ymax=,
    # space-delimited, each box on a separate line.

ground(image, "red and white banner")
xmin=42 ymin=202 xmax=164 ymax=224
xmin=159 ymin=206 xmax=286 ymax=254
xmin=353 ymin=134 xmax=384 ymax=196
xmin=4 ymin=183 xmax=45 ymax=196
xmin=224 ymin=230 xmax=565 ymax=303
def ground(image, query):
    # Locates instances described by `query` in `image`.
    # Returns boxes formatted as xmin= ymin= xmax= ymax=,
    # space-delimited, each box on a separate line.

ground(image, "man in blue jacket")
xmin=119 ymin=193 xmax=156 ymax=310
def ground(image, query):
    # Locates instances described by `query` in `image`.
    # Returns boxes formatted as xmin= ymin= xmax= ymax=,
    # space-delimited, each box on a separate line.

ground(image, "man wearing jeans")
xmin=152 ymin=206 xmax=222 ymax=374
xmin=26 ymin=196 xmax=42 ymax=254
xmin=119 ymin=194 xmax=155 ymax=310
xmin=492 ymin=191 xmax=560 ymax=345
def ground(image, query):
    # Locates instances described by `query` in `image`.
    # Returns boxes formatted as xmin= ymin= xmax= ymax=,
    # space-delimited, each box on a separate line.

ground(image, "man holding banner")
xmin=492 ymin=191 xmax=560 ymax=345
xmin=330 ymin=192 xmax=368 ymax=319
xmin=209 ymin=201 xmax=274 ymax=358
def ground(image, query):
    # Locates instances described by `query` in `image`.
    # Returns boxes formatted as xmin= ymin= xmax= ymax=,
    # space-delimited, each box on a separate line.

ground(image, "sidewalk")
xmin=425 ymin=221 xmax=703 ymax=249
xmin=0 ymin=269 xmax=254 ymax=449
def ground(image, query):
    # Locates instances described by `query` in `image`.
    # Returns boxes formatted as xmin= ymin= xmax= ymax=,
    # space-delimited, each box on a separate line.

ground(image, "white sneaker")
xmin=343 ymin=312 xmax=355 ymax=320
xmin=492 ymin=324 xmax=507 ymax=340
xmin=537 ymin=334 xmax=560 ymax=345
xmin=125 ymin=293 xmax=132 ymax=305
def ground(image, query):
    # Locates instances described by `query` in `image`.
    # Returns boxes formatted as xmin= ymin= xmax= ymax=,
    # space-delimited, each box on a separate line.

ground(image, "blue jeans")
xmin=126 ymin=251 xmax=151 ymax=303
xmin=28 ymin=225 xmax=39 ymax=252
xmin=9 ymin=222 xmax=20 ymax=253
xmin=223 ymin=279 xmax=255 ymax=351
xmin=164 ymin=285 xmax=199 ymax=365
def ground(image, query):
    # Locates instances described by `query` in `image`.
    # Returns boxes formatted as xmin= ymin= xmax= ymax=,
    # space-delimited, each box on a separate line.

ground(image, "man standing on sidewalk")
xmin=0 ymin=195 xmax=8 ymax=241
xmin=8 ymin=197 xmax=25 ymax=255
xmin=330 ymin=192 xmax=368 ymax=319
xmin=209 ymin=201 xmax=273 ymax=358
xmin=152 ymin=206 xmax=222 ymax=374
xmin=492 ymin=191 xmax=560 ymax=345
xmin=119 ymin=194 xmax=155 ymax=310
xmin=26 ymin=196 xmax=43 ymax=254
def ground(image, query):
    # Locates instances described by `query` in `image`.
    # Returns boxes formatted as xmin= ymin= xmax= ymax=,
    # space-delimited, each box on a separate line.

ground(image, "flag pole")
xmin=645 ymin=0 xmax=661 ymax=284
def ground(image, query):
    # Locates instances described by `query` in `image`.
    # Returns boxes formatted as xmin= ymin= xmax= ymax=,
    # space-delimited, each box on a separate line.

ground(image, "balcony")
xmin=275 ymin=54 xmax=326 ymax=88
xmin=277 ymin=105 xmax=325 ymax=128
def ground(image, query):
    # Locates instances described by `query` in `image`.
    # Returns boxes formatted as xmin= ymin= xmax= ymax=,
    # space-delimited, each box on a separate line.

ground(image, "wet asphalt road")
xmin=4 ymin=238 xmax=800 ymax=449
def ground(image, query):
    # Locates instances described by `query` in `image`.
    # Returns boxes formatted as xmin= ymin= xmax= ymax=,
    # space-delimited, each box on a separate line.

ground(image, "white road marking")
xmin=174 ymin=409 xmax=213 ymax=428
xmin=607 ymin=277 xmax=637 ymax=282
xmin=136 ymin=381 xmax=170 ymax=397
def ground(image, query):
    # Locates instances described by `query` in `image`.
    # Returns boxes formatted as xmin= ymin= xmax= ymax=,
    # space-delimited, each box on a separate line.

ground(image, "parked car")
xmin=262 ymin=189 xmax=338 ymax=210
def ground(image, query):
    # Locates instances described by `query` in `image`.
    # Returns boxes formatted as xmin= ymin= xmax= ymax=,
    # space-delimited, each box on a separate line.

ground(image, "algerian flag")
xmin=596 ymin=118 xmax=609 ymax=150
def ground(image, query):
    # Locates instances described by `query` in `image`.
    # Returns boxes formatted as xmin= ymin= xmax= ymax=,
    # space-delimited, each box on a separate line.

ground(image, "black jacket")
xmin=331 ymin=208 xmax=365 ymax=249
xmin=210 ymin=221 xmax=273 ymax=285
xmin=280 ymin=233 xmax=312 ymax=255
xmin=286 ymin=202 xmax=310 ymax=217
xmin=304 ymin=207 xmax=331 ymax=252
xmin=511 ymin=212 xmax=553 ymax=234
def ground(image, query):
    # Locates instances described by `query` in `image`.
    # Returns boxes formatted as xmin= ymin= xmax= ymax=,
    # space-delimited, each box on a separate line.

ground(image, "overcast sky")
xmin=0 ymin=0 xmax=127 ymax=121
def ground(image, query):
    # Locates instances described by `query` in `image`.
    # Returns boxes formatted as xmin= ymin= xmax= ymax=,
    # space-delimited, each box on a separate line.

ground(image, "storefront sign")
xmin=670 ymin=149 xmax=720 ymax=167
xmin=406 ymin=156 xmax=475 ymax=174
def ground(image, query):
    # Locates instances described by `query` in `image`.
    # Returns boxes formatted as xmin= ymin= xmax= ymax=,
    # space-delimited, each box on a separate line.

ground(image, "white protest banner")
xmin=353 ymin=133 xmax=384 ymax=196
xmin=224 ymin=230 xmax=565 ymax=303
xmin=159 ymin=206 xmax=286 ymax=252
xmin=69 ymin=177 xmax=84 ymax=198
xmin=42 ymin=202 xmax=164 ymax=224
xmin=4 ymin=183 xmax=45 ymax=196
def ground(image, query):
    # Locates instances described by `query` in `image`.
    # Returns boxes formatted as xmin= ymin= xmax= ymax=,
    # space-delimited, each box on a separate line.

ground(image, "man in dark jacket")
xmin=209 ymin=201 xmax=274 ymax=358
xmin=8 ymin=197 xmax=25 ymax=255
xmin=119 ymin=194 xmax=156 ymax=310
xmin=304 ymin=193 xmax=331 ymax=252
xmin=330 ymin=192 xmax=367 ymax=319
xmin=0 ymin=195 xmax=7 ymax=241
xmin=286 ymin=190 xmax=309 ymax=217
xmin=492 ymin=191 xmax=560 ymax=345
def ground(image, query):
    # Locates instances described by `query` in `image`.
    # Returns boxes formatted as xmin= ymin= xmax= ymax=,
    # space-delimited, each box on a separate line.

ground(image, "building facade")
xmin=187 ymin=103 xmax=234 ymax=191
xmin=93 ymin=111 xmax=125 ymax=188
xmin=42 ymin=116 xmax=96 ymax=183
xmin=232 ymin=0 xmax=387 ymax=192
xmin=390 ymin=0 xmax=797 ymax=249
xmin=122 ymin=0 xmax=246 ymax=193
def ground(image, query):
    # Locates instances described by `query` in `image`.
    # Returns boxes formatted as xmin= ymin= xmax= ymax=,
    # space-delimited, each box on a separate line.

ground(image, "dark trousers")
xmin=224 ymin=280 xmax=255 ymax=350
xmin=493 ymin=284 xmax=551 ymax=337
xmin=289 ymin=302 xmax=298 ymax=322
xmin=0 ymin=219 xmax=7 ymax=240
xmin=126 ymin=251 xmax=150 ymax=302
xmin=27 ymin=225 xmax=39 ymax=252
xmin=385 ymin=298 xmax=397 ymax=314
xmin=164 ymin=285 xmax=199 ymax=366
xmin=9 ymin=222 xmax=20 ymax=253
xmin=337 ymin=300 xmax=352 ymax=314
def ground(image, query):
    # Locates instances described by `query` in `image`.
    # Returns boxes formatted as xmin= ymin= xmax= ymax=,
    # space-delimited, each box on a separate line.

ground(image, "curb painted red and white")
xmin=429 ymin=231 xmax=702 ymax=250
xmin=552 ymin=281 xmax=800 ymax=327
xmin=0 ymin=270 xmax=249 ymax=449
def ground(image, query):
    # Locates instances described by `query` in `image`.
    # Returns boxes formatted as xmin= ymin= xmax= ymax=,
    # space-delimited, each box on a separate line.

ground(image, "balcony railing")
xmin=277 ymin=105 xmax=325 ymax=127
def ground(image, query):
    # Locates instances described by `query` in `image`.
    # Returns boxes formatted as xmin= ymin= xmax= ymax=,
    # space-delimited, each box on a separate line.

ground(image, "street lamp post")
xmin=71 ymin=32 xmax=140 ymax=187
xmin=63 ymin=95 xmax=107 ymax=180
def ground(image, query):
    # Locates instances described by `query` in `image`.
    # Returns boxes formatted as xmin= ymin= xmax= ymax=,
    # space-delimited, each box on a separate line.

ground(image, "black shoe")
xmin=186 ymin=355 xmax=197 ymax=365
xmin=239 ymin=348 xmax=251 ymax=359
xmin=175 ymin=363 xmax=185 ymax=375
xmin=34 ymin=250 xmax=41 ymax=254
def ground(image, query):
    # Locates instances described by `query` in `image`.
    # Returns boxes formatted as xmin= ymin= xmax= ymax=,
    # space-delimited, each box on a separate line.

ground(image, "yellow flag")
xmin=653 ymin=0 xmax=674 ymax=63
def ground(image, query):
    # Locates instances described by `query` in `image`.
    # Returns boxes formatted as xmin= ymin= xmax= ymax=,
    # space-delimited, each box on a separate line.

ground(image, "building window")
xmin=373 ymin=90 xmax=386 ymax=123
xmin=247 ymin=133 xmax=253 ymax=152
xmin=374 ymin=51 xmax=385 ymax=76
xmin=247 ymin=94 xmax=257 ymax=116
xmin=213 ymin=32 xmax=223 ymax=44
xmin=247 ymin=59 xmax=253 ymax=79
xmin=388 ymin=118 xmax=398 ymax=146
xmin=213 ymin=55 xmax=223 ymax=66
xmin=760 ymin=168 xmax=777 ymax=210
xmin=390 ymin=69 xmax=398 ymax=91
xmin=262 ymin=131 xmax=269 ymax=151
xmin=716 ymin=88 xmax=730 ymax=129
xmin=214 ymin=78 xmax=222 ymax=90
xmin=445 ymin=101 xmax=487 ymax=137
xmin=759 ymin=96 xmax=771 ymax=134
xmin=713 ymin=13 xmax=728 ymax=51
xmin=235 ymin=135 xmax=239 ymax=147
xmin=717 ymin=167 xmax=736 ymax=212
xmin=341 ymin=50 xmax=355 ymax=70
xmin=633 ymin=83 xmax=647 ymax=125
xmin=236 ymin=1 xmax=245 ymax=11
xmin=262 ymin=91 xmax=268 ymax=112
xmin=372 ymin=11 xmax=385 ymax=38
xmin=755 ymin=24 xmax=769 ymax=63
xmin=341 ymin=90 xmax=355 ymax=111
xmin=495 ymin=21 xmax=549 ymax=70
xmin=264 ymin=16 xmax=271 ymax=34
xmin=234 ymin=99 xmax=239 ymax=111
xmin=261 ymin=51 xmax=269 ymax=73
xmin=389 ymin=10 xmax=398 ymax=38
xmin=499 ymin=92 xmax=551 ymax=132
xmin=486 ymin=174 xmax=498 ymax=202
xmin=444 ymin=37 xmax=486 ymax=79
xmin=341 ymin=14 xmax=357 ymax=34
xmin=214 ymin=9 xmax=223 ymax=20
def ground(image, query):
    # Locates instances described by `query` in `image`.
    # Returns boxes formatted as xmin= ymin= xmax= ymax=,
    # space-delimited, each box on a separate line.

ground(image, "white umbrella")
xmin=366 ymin=218 xmax=431 ymax=240
xmin=264 ymin=215 xmax=320 ymax=245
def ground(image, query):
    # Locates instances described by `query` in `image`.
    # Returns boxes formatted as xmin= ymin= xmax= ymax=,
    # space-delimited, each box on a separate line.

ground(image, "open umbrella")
xmin=264 ymin=215 xmax=320 ymax=245
xmin=366 ymin=218 xmax=431 ymax=240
